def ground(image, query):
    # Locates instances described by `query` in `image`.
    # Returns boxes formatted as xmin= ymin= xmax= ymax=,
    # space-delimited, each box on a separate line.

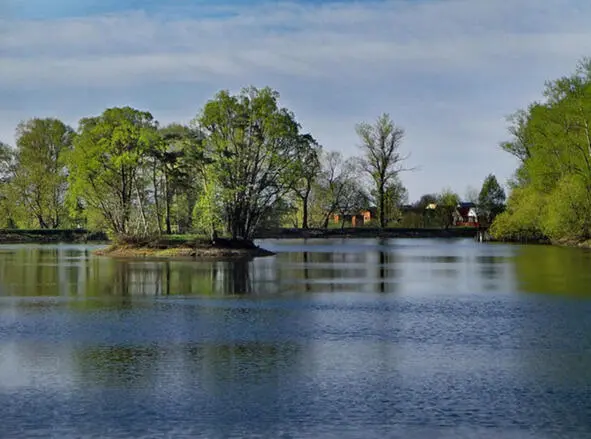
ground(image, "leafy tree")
xmin=478 ymin=174 xmax=506 ymax=225
xmin=193 ymin=165 xmax=224 ymax=239
xmin=356 ymin=113 xmax=410 ymax=228
xmin=153 ymin=124 xmax=204 ymax=234
xmin=500 ymin=109 xmax=532 ymax=162
xmin=437 ymin=188 xmax=460 ymax=229
xmin=0 ymin=142 xmax=15 ymax=228
xmin=376 ymin=177 xmax=408 ymax=225
xmin=493 ymin=59 xmax=591 ymax=242
xmin=196 ymin=86 xmax=307 ymax=240
xmin=12 ymin=118 xmax=74 ymax=228
xmin=68 ymin=107 xmax=158 ymax=236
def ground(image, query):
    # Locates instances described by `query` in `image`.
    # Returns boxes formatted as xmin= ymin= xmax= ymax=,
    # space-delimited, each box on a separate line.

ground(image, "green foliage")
xmin=154 ymin=124 xmax=205 ymax=234
xmin=540 ymin=175 xmax=591 ymax=240
xmin=11 ymin=118 xmax=74 ymax=228
xmin=0 ymin=142 xmax=15 ymax=228
xmin=437 ymin=188 xmax=460 ymax=229
xmin=192 ymin=166 xmax=224 ymax=238
xmin=68 ymin=107 xmax=158 ymax=236
xmin=372 ymin=177 xmax=408 ymax=224
xmin=196 ymin=86 xmax=307 ymax=239
xmin=478 ymin=174 xmax=506 ymax=225
xmin=489 ymin=185 xmax=546 ymax=241
xmin=4 ymin=86 xmax=418 ymax=238
xmin=493 ymin=58 xmax=591 ymax=242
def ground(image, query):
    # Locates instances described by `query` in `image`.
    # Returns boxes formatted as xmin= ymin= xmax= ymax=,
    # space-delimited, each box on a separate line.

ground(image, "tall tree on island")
xmin=356 ymin=113 xmax=410 ymax=228
xmin=196 ymin=86 xmax=308 ymax=240
xmin=12 ymin=118 xmax=74 ymax=228
xmin=68 ymin=107 xmax=158 ymax=236
xmin=153 ymin=124 xmax=204 ymax=234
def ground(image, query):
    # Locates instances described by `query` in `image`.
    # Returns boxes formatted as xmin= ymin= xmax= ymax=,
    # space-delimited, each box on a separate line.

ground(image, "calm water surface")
xmin=1 ymin=238 xmax=591 ymax=438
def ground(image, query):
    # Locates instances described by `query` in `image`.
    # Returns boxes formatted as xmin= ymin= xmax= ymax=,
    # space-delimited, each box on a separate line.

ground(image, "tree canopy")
xmin=478 ymin=174 xmax=505 ymax=225
xmin=68 ymin=107 xmax=158 ymax=235
xmin=11 ymin=118 xmax=74 ymax=228
xmin=196 ymin=87 xmax=312 ymax=240
xmin=491 ymin=59 xmax=591 ymax=242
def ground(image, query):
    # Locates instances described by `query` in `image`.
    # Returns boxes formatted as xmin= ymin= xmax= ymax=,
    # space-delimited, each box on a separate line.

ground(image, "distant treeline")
xmin=0 ymin=86 xmax=505 ymax=241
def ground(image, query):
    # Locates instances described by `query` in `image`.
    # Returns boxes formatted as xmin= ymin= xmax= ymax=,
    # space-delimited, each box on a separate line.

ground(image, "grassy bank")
xmin=94 ymin=236 xmax=275 ymax=260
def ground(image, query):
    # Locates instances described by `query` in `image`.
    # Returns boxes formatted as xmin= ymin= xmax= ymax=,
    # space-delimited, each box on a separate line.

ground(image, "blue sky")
xmin=2 ymin=0 xmax=591 ymax=200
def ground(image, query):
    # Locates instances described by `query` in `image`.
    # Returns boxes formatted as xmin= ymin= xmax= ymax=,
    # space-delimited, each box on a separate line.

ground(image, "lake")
xmin=1 ymin=238 xmax=591 ymax=439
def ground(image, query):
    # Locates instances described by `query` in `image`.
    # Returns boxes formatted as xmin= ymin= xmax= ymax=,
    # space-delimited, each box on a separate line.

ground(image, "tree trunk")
xmin=164 ymin=168 xmax=172 ymax=234
xmin=153 ymin=162 xmax=163 ymax=235
xmin=379 ymin=186 xmax=386 ymax=228
xmin=134 ymin=181 xmax=148 ymax=236
xmin=37 ymin=215 xmax=48 ymax=229
xmin=302 ymin=195 xmax=309 ymax=229
xmin=301 ymin=182 xmax=312 ymax=230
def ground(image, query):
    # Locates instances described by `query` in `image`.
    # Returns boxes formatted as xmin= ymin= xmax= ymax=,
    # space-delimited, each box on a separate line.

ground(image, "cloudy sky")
xmin=1 ymin=0 xmax=590 ymax=200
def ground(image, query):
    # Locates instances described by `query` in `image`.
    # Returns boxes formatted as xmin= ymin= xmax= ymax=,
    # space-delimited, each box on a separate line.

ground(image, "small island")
xmin=94 ymin=236 xmax=275 ymax=260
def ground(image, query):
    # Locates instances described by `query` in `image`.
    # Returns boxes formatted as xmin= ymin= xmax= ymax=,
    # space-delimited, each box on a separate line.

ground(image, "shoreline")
xmin=94 ymin=238 xmax=276 ymax=260
xmin=253 ymin=227 xmax=482 ymax=239
xmin=1 ymin=228 xmax=589 ymax=253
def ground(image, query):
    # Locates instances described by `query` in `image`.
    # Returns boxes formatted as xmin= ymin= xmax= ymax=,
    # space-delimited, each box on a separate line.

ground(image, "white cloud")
xmin=1 ymin=0 xmax=590 ymax=198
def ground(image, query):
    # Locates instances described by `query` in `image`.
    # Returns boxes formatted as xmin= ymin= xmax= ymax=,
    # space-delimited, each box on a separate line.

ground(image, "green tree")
xmin=375 ymin=177 xmax=408 ymax=225
xmin=478 ymin=174 xmax=506 ymax=225
xmin=68 ymin=107 xmax=158 ymax=236
xmin=0 ymin=142 xmax=15 ymax=228
xmin=196 ymin=86 xmax=307 ymax=240
xmin=153 ymin=124 xmax=204 ymax=234
xmin=493 ymin=59 xmax=591 ymax=242
xmin=356 ymin=113 xmax=410 ymax=228
xmin=437 ymin=188 xmax=460 ymax=229
xmin=12 ymin=118 xmax=74 ymax=228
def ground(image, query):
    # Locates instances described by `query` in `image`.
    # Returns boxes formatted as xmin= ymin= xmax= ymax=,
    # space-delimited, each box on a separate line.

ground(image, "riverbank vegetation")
xmin=0 ymin=86 xmax=415 ymax=245
xmin=491 ymin=59 xmax=591 ymax=246
xmin=0 ymin=85 xmax=508 ymax=252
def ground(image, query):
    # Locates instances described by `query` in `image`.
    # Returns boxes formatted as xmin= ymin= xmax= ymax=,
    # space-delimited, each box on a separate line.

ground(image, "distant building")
xmin=454 ymin=202 xmax=479 ymax=227
xmin=333 ymin=207 xmax=377 ymax=227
